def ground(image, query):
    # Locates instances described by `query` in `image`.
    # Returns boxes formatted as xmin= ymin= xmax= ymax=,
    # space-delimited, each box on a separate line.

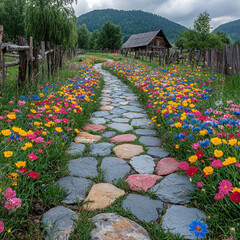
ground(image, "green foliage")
xmin=193 ymin=11 xmax=211 ymax=38
xmin=215 ymin=30 xmax=232 ymax=44
xmin=77 ymin=24 xmax=90 ymax=49
xmin=98 ymin=21 xmax=122 ymax=50
xmin=89 ymin=30 xmax=100 ymax=50
xmin=0 ymin=0 xmax=25 ymax=42
xmin=25 ymin=0 xmax=77 ymax=48
xmin=77 ymin=9 xmax=188 ymax=42
xmin=213 ymin=19 xmax=240 ymax=42
xmin=234 ymin=38 xmax=240 ymax=44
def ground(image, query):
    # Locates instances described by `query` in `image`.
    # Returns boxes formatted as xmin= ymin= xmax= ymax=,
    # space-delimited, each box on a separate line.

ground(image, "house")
xmin=122 ymin=29 xmax=172 ymax=52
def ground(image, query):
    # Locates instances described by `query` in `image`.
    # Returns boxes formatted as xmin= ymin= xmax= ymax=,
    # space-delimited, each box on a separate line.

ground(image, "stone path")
xmin=41 ymin=62 xmax=206 ymax=240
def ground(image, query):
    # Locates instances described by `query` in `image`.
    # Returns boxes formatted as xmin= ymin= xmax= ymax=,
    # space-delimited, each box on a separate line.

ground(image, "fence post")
xmin=51 ymin=44 xmax=55 ymax=75
xmin=41 ymin=41 xmax=46 ymax=79
xmin=33 ymin=42 xmax=39 ymax=83
xmin=0 ymin=25 xmax=5 ymax=96
xmin=0 ymin=25 xmax=3 ymax=69
xmin=29 ymin=36 xmax=34 ymax=81
xmin=47 ymin=41 xmax=50 ymax=77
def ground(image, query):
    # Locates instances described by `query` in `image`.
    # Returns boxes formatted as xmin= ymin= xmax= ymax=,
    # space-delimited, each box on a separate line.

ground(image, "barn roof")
xmin=122 ymin=29 xmax=172 ymax=49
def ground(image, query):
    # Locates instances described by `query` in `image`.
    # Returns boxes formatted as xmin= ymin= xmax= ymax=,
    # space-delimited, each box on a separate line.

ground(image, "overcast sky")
xmin=73 ymin=0 xmax=240 ymax=29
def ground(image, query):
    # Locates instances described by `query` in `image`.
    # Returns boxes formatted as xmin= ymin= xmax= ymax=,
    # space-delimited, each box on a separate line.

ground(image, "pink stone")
xmin=125 ymin=174 xmax=160 ymax=192
xmin=156 ymin=157 xmax=179 ymax=176
xmin=110 ymin=134 xmax=137 ymax=143
xmin=82 ymin=124 xmax=106 ymax=132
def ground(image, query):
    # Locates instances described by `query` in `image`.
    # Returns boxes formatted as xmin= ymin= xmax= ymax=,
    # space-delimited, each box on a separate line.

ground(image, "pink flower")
xmin=211 ymin=159 xmax=223 ymax=168
xmin=8 ymin=101 xmax=14 ymax=105
xmin=45 ymin=141 xmax=52 ymax=145
xmin=26 ymin=134 xmax=37 ymax=140
xmin=227 ymin=100 xmax=233 ymax=104
xmin=218 ymin=180 xmax=233 ymax=195
xmin=18 ymin=100 xmax=26 ymax=107
xmin=38 ymin=149 xmax=43 ymax=154
xmin=222 ymin=238 xmax=233 ymax=240
xmin=27 ymin=152 xmax=38 ymax=161
xmin=192 ymin=142 xmax=200 ymax=149
xmin=62 ymin=118 xmax=69 ymax=124
xmin=0 ymin=221 xmax=4 ymax=234
xmin=13 ymin=109 xmax=20 ymax=112
xmin=236 ymin=163 xmax=240 ymax=168
xmin=34 ymin=137 xmax=44 ymax=143
xmin=3 ymin=187 xmax=16 ymax=200
xmin=214 ymin=192 xmax=225 ymax=201
xmin=4 ymin=197 xmax=22 ymax=210
xmin=197 ymin=182 xmax=204 ymax=188
xmin=179 ymin=161 xmax=189 ymax=170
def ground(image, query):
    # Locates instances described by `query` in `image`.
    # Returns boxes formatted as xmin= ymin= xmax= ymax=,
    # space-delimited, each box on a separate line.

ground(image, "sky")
xmin=73 ymin=0 xmax=240 ymax=29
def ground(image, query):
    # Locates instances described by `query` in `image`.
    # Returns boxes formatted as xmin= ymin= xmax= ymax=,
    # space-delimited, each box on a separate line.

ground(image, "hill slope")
xmin=213 ymin=19 xmax=240 ymax=42
xmin=77 ymin=9 xmax=188 ymax=42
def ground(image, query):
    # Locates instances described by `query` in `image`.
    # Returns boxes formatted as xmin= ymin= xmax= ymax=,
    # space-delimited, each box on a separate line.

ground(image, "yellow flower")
xmin=229 ymin=139 xmax=237 ymax=146
xmin=12 ymin=127 xmax=20 ymax=133
xmin=55 ymin=127 xmax=63 ymax=133
xmin=42 ymin=131 xmax=47 ymax=136
xmin=175 ymin=145 xmax=179 ymax=149
xmin=203 ymin=166 xmax=214 ymax=176
xmin=210 ymin=137 xmax=222 ymax=146
xmin=4 ymin=151 xmax=13 ymax=158
xmin=19 ymin=130 xmax=27 ymax=137
xmin=1 ymin=129 xmax=11 ymax=136
xmin=174 ymin=122 xmax=182 ymax=128
xmin=22 ymin=146 xmax=27 ymax=151
xmin=199 ymin=129 xmax=208 ymax=136
xmin=15 ymin=161 xmax=26 ymax=168
xmin=25 ymin=143 xmax=33 ymax=148
xmin=232 ymin=187 xmax=240 ymax=193
xmin=7 ymin=113 xmax=16 ymax=120
xmin=74 ymin=129 xmax=80 ymax=133
xmin=30 ymin=109 xmax=37 ymax=113
xmin=214 ymin=149 xmax=223 ymax=158
xmin=188 ymin=155 xmax=198 ymax=164
xmin=223 ymin=157 xmax=237 ymax=166
xmin=222 ymin=139 xmax=227 ymax=144
xmin=7 ymin=229 xmax=11 ymax=233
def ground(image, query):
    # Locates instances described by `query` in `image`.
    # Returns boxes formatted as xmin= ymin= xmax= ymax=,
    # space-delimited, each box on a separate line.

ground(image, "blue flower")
xmin=189 ymin=219 xmax=208 ymax=239
xmin=32 ymin=94 xmax=40 ymax=100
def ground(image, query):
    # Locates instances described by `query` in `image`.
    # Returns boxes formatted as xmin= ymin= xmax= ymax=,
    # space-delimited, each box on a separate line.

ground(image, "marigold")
xmin=12 ymin=127 xmax=20 ymax=132
xmin=214 ymin=149 xmax=223 ymax=158
xmin=1 ymin=129 xmax=11 ymax=136
xmin=203 ymin=166 xmax=214 ymax=176
xmin=7 ymin=114 xmax=16 ymax=120
xmin=210 ymin=137 xmax=222 ymax=146
xmin=55 ymin=127 xmax=63 ymax=133
xmin=188 ymin=155 xmax=198 ymax=164
xmin=174 ymin=122 xmax=182 ymax=128
xmin=229 ymin=139 xmax=237 ymax=146
xmin=223 ymin=157 xmax=237 ymax=166
xmin=15 ymin=161 xmax=26 ymax=168
xmin=4 ymin=151 xmax=13 ymax=158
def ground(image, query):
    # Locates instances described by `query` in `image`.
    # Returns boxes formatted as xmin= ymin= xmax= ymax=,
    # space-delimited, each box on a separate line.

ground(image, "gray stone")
xmin=101 ymin=157 xmax=131 ymax=183
xmin=108 ymin=123 xmax=133 ymax=132
xmin=102 ymin=131 xmax=116 ymax=138
xmin=120 ymin=106 xmax=145 ymax=112
xmin=123 ymin=112 xmax=148 ymax=119
xmin=56 ymin=176 xmax=93 ymax=204
xmin=92 ymin=111 xmax=110 ymax=117
xmin=91 ymin=213 xmax=151 ymax=240
xmin=139 ymin=136 xmax=161 ymax=147
xmin=162 ymin=205 xmax=207 ymax=240
xmin=147 ymin=147 xmax=169 ymax=158
xmin=151 ymin=173 xmax=195 ymax=204
xmin=104 ymin=114 xmax=119 ymax=119
xmin=109 ymin=108 xmax=126 ymax=115
xmin=90 ymin=117 xmax=107 ymax=125
xmin=41 ymin=206 xmax=77 ymax=240
xmin=90 ymin=142 xmax=114 ymax=156
xmin=130 ymin=155 xmax=155 ymax=174
xmin=68 ymin=157 xmax=98 ymax=178
xmin=131 ymin=119 xmax=152 ymax=128
xmin=66 ymin=142 xmax=86 ymax=157
xmin=134 ymin=129 xmax=158 ymax=136
xmin=123 ymin=194 xmax=163 ymax=222
xmin=112 ymin=118 xmax=130 ymax=123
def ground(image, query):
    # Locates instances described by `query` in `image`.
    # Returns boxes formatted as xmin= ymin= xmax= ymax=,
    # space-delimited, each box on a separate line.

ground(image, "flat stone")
xmin=91 ymin=213 xmax=151 ymax=240
xmin=126 ymin=96 xmax=138 ymax=100
xmin=66 ymin=142 xmax=86 ymax=157
xmin=102 ymin=131 xmax=116 ymax=138
xmin=151 ymin=173 xmax=195 ymax=204
xmin=92 ymin=111 xmax=110 ymax=118
xmin=123 ymin=112 xmax=148 ymax=119
xmin=68 ymin=157 xmax=98 ymax=178
xmin=90 ymin=117 xmax=107 ymax=125
xmin=119 ymin=101 xmax=129 ymax=105
xmin=109 ymin=108 xmax=126 ymax=115
xmin=101 ymin=157 xmax=131 ymax=183
xmin=100 ymin=105 xmax=114 ymax=111
xmin=100 ymin=101 xmax=111 ymax=106
xmin=126 ymin=174 xmax=160 ymax=192
xmin=108 ymin=123 xmax=133 ymax=132
xmin=82 ymin=123 xmax=106 ymax=132
xmin=120 ymin=106 xmax=144 ymax=112
xmin=147 ymin=147 xmax=170 ymax=158
xmin=123 ymin=194 xmax=163 ymax=222
xmin=90 ymin=142 xmax=114 ymax=157
xmin=113 ymin=144 xmax=144 ymax=159
xmin=102 ymin=90 xmax=112 ymax=93
xmin=131 ymin=119 xmax=152 ymax=128
xmin=139 ymin=136 xmax=161 ymax=147
xmin=75 ymin=132 xmax=101 ymax=144
xmin=41 ymin=206 xmax=77 ymax=240
xmin=156 ymin=157 xmax=179 ymax=176
xmin=112 ymin=118 xmax=129 ymax=123
xmin=110 ymin=134 xmax=137 ymax=143
xmin=101 ymin=97 xmax=113 ymax=102
xmin=162 ymin=205 xmax=207 ymax=240
xmin=130 ymin=155 xmax=155 ymax=174
xmin=83 ymin=183 xmax=125 ymax=210
xmin=56 ymin=176 xmax=93 ymax=204
xmin=134 ymin=129 xmax=158 ymax=136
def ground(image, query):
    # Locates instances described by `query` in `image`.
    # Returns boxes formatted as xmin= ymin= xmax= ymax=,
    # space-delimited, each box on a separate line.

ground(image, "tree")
xmin=25 ymin=0 xmax=78 ymax=48
xmin=77 ymin=24 xmax=90 ymax=49
xmin=98 ymin=21 xmax=122 ymax=50
xmin=89 ymin=30 xmax=100 ymax=50
xmin=234 ymin=39 xmax=240 ymax=44
xmin=193 ymin=11 xmax=211 ymax=40
xmin=216 ymin=30 xmax=232 ymax=44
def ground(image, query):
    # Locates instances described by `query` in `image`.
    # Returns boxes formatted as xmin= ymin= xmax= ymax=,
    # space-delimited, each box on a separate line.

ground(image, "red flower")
xmin=228 ymin=134 xmax=235 ymax=140
xmin=183 ymin=131 xmax=188 ymax=136
xmin=230 ymin=192 xmax=240 ymax=203
xmin=196 ymin=150 xmax=204 ymax=159
xmin=186 ymin=166 xmax=198 ymax=177
xmin=19 ymin=168 xmax=28 ymax=174
xmin=28 ymin=171 xmax=39 ymax=179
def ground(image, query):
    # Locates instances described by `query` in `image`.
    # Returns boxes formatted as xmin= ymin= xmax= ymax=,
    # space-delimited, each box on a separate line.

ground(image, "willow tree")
xmin=25 ymin=0 xmax=78 ymax=48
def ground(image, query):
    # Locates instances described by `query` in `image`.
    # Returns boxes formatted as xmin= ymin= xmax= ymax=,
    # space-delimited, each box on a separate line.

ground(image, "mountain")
xmin=213 ymin=19 xmax=240 ymax=42
xmin=77 ymin=9 xmax=188 ymax=43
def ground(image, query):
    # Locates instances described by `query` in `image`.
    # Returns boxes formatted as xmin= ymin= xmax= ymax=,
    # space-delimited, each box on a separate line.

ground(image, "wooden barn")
xmin=122 ymin=29 xmax=172 ymax=52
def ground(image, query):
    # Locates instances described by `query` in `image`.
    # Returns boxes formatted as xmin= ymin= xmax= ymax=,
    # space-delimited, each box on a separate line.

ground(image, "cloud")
xmin=73 ymin=0 xmax=240 ymax=29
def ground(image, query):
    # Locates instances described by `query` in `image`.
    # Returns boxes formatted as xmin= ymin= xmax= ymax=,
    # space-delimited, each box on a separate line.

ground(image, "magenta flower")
xmin=214 ymin=192 xmax=225 ymax=201
xmin=27 ymin=152 xmax=38 ymax=161
xmin=197 ymin=182 xmax=204 ymax=188
xmin=0 ymin=221 xmax=4 ymax=233
xmin=236 ymin=163 xmax=240 ymax=168
xmin=179 ymin=161 xmax=189 ymax=170
xmin=211 ymin=159 xmax=223 ymax=168
xmin=4 ymin=197 xmax=22 ymax=210
xmin=34 ymin=137 xmax=44 ymax=143
xmin=2 ymin=187 xmax=16 ymax=200
xmin=218 ymin=180 xmax=233 ymax=195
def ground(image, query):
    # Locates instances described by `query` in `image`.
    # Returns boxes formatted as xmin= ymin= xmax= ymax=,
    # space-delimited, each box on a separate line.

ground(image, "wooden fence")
xmin=121 ymin=45 xmax=240 ymax=75
xmin=0 ymin=25 xmax=79 ymax=96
